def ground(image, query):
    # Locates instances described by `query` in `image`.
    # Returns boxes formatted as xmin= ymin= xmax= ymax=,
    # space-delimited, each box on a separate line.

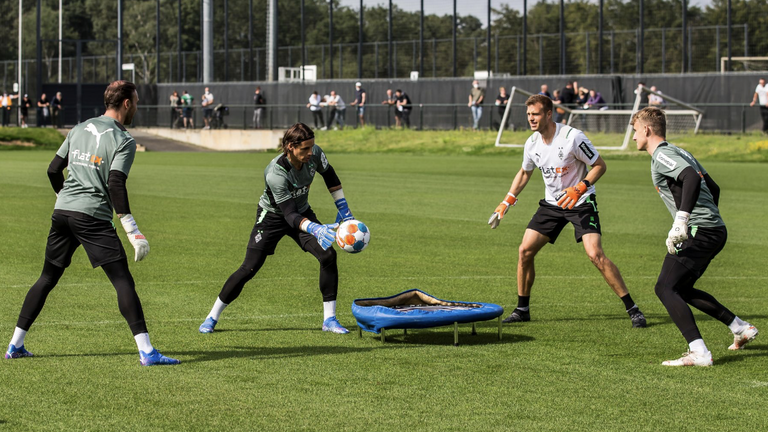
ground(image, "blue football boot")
xmin=322 ymin=317 xmax=350 ymax=334
xmin=5 ymin=344 xmax=34 ymax=359
xmin=139 ymin=348 xmax=180 ymax=366
xmin=198 ymin=317 xmax=217 ymax=334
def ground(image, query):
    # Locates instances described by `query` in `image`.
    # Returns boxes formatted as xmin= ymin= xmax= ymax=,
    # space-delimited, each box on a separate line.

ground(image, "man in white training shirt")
xmin=488 ymin=94 xmax=647 ymax=328
xmin=749 ymin=78 xmax=768 ymax=134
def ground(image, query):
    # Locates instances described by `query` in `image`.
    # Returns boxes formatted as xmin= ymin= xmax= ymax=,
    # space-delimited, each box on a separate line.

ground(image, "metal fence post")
xmin=419 ymin=104 xmax=423 ymax=130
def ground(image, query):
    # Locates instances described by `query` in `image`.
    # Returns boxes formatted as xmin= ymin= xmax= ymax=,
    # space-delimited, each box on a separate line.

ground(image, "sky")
xmin=338 ymin=0 xmax=714 ymax=26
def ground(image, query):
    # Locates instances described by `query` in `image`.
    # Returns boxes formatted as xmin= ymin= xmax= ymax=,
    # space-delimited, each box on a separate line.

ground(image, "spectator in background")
xmin=170 ymin=91 xmax=182 ymax=128
xmin=648 ymin=86 xmax=666 ymax=108
xmin=381 ymin=89 xmax=400 ymax=128
xmin=539 ymin=84 xmax=553 ymax=100
xmin=307 ymin=91 xmax=326 ymax=130
xmin=584 ymin=89 xmax=607 ymax=110
xmin=468 ymin=80 xmax=485 ymax=130
xmin=560 ymin=81 xmax=577 ymax=109
xmin=495 ymin=86 xmax=510 ymax=130
xmin=37 ymin=93 xmax=51 ymax=127
xmin=327 ymin=90 xmax=346 ymax=130
xmin=52 ymin=92 xmax=64 ymax=128
xmin=350 ymin=82 xmax=366 ymax=128
xmin=19 ymin=94 xmax=31 ymax=128
xmin=181 ymin=90 xmax=194 ymax=129
xmin=576 ymin=87 xmax=590 ymax=108
xmin=635 ymin=81 xmax=649 ymax=106
xmin=553 ymin=89 xmax=566 ymax=123
xmin=253 ymin=87 xmax=266 ymax=129
xmin=751 ymin=78 xmax=768 ymax=134
xmin=1 ymin=91 xmax=16 ymax=127
xmin=202 ymin=87 xmax=214 ymax=130
xmin=395 ymin=89 xmax=412 ymax=129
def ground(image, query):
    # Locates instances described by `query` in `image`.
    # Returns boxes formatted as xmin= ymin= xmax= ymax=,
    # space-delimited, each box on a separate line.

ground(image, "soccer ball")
xmin=335 ymin=220 xmax=370 ymax=253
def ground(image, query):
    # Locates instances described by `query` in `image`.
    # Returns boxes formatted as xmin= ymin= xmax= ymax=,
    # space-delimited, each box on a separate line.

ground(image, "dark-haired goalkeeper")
xmin=199 ymin=122 xmax=354 ymax=334
xmin=631 ymin=107 xmax=757 ymax=366
xmin=5 ymin=81 xmax=179 ymax=366
xmin=488 ymin=94 xmax=646 ymax=328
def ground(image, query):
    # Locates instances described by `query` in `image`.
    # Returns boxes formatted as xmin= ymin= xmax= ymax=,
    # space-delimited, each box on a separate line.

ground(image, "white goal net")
xmin=494 ymin=85 xmax=703 ymax=150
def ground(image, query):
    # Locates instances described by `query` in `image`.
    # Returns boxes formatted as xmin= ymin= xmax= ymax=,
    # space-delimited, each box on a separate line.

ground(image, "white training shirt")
xmin=328 ymin=94 xmax=345 ymax=110
xmin=522 ymin=122 xmax=600 ymax=207
xmin=755 ymin=84 xmax=768 ymax=106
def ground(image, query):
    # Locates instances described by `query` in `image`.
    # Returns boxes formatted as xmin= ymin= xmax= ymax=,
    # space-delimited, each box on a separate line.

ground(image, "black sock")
xmin=517 ymin=296 xmax=530 ymax=309
xmin=621 ymin=294 xmax=636 ymax=311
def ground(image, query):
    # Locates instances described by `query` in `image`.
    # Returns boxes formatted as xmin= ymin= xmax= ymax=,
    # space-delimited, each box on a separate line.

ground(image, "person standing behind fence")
xmin=52 ymin=92 xmax=64 ymax=128
xmin=395 ymin=89 xmax=412 ymax=129
xmin=327 ymin=90 xmax=346 ymax=130
xmin=381 ymin=89 xmax=400 ymax=128
xmin=169 ymin=91 xmax=181 ymax=129
xmin=749 ymin=78 xmax=768 ymax=134
xmin=307 ymin=91 xmax=326 ymax=130
xmin=253 ymin=87 xmax=266 ymax=129
xmin=350 ymin=82 xmax=366 ymax=128
xmin=1 ymin=92 xmax=15 ymax=127
xmin=202 ymin=87 xmax=214 ymax=130
xmin=38 ymin=93 xmax=51 ymax=128
xmin=468 ymin=80 xmax=485 ymax=130
xmin=648 ymin=86 xmax=666 ymax=107
xmin=181 ymin=90 xmax=194 ymax=129
xmin=20 ymin=94 xmax=31 ymax=128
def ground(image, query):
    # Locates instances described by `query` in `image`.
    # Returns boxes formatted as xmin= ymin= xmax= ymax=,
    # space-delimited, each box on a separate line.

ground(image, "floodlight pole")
xmin=522 ymin=0 xmax=527 ymax=75
xmin=36 ymin=0 xmax=41 ymax=99
xmin=598 ymin=0 xmax=603 ymax=74
xmin=559 ymin=0 xmax=564 ymax=75
xmin=18 ymin=0 xmax=22 ymax=125
xmin=681 ymin=0 xmax=687 ymax=73
xmin=639 ymin=0 xmax=644 ymax=74
xmin=487 ymin=0 xmax=491 ymax=78
xmin=358 ymin=0 xmax=363 ymax=79
xmin=178 ymin=0 xmax=182 ymax=82
xmin=224 ymin=0 xmax=228 ymax=82
xmin=726 ymin=0 xmax=732 ymax=72
xmin=329 ymin=0 xmax=333 ymax=79
xmin=58 ymin=0 xmax=62 ymax=83
xmin=301 ymin=0 xmax=305 ymax=83
xmin=249 ymin=0 xmax=253 ymax=81
xmin=156 ymin=0 xmax=160 ymax=84
xmin=419 ymin=0 xmax=423 ymax=77
xmin=452 ymin=0 xmax=456 ymax=77
xmin=117 ymin=0 xmax=123 ymax=80
xmin=388 ymin=0 xmax=392 ymax=78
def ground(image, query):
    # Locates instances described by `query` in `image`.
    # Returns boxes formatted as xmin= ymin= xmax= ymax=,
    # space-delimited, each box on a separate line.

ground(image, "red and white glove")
xmin=120 ymin=214 xmax=150 ymax=262
xmin=488 ymin=193 xmax=517 ymax=229
xmin=556 ymin=180 xmax=590 ymax=210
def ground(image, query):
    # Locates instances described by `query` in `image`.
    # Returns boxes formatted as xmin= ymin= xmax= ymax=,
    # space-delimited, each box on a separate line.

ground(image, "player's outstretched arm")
xmin=319 ymin=166 xmax=353 ymax=223
xmin=489 ymin=168 xmax=532 ymax=229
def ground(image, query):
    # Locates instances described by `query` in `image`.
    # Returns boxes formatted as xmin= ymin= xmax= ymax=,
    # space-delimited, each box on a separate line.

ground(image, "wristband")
xmin=120 ymin=214 xmax=139 ymax=234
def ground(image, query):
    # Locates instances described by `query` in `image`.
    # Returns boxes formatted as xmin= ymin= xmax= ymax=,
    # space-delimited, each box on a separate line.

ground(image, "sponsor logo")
xmin=70 ymin=149 xmax=104 ymax=168
xmin=84 ymin=123 xmax=113 ymax=150
xmin=656 ymin=152 xmax=677 ymax=170
xmin=579 ymin=141 xmax=595 ymax=159
xmin=290 ymin=185 xmax=310 ymax=198
xmin=539 ymin=165 xmax=570 ymax=178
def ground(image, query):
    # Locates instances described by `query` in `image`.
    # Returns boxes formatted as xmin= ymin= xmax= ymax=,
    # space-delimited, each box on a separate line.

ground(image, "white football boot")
xmin=728 ymin=325 xmax=758 ymax=350
xmin=662 ymin=350 xmax=713 ymax=367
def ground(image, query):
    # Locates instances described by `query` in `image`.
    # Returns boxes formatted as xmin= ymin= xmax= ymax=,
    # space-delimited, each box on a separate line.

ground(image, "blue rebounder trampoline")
xmin=351 ymin=289 xmax=504 ymax=345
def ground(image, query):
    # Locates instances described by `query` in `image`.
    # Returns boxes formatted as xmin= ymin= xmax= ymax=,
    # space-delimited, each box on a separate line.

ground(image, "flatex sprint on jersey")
xmin=54 ymin=115 xmax=136 ymax=221
xmin=522 ymin=123 xmax=600 ymax=206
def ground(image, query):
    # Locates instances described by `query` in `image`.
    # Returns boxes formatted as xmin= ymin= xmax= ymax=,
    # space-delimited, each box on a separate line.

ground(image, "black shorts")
xmin=246 ymin=206 xmax=322 ymax=255
xmin=664 ymin=225 xmax=727 ymax=278
xmin=527 ymin=194 xmax=602 ymax=244
xmin=204 ymin=108 xmax=213 ymax=118
xmin=45 ymin=210 xmax=127 ymax=268
xmin=183 ymin=107 xmax=193 ymax=118
xmin=394 ymin=110 xmax=402 ymax=118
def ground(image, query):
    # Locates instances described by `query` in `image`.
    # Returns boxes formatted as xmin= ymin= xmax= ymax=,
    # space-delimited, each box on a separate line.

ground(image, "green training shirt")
xmin=54 ymin=115 xmax=136 ymax=221
xmin=650 ymin=142 xmax=724 ymax=228
xmin=181 ymin=94 xmax=193 ymax=106
xmin=258 ymin=144 xmax=330 ymax=214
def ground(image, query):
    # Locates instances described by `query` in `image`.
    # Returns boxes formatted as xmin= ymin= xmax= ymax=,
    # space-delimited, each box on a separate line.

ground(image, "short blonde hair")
xmin=630 ymin=106 xmax=666 ymax=138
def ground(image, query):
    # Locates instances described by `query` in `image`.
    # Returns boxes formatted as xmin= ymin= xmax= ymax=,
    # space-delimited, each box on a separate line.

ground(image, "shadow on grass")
xmin=546 ymin=313 xmax=669 ymax=328
xmin=212 ymin=327 xmax=319 ymax=333
xmin=716 ymin=344 xmax=768 ymax=365
xmin=355 ymin=326 xmax=534 ymax=347
xmin=174 ymin=345 xmax=405 ymax=364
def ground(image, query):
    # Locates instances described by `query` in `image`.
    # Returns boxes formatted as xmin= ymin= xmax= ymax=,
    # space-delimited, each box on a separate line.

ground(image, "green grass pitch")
xmin=1 ymin=149 xmax=767 ymax=431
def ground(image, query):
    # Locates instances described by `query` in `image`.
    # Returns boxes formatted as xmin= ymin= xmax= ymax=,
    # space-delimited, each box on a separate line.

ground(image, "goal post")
xmin=494 ymin=85 xmax=703 ymax=151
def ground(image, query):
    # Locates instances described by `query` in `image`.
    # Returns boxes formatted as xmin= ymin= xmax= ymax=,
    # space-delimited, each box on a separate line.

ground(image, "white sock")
xmin=323 ymin=301 xmax=336 ymax=321
xmin=134 ymin=333 xmax=153 ymax=354
xmin=688 ymin=338 xmax=709 ymax=355
xmin=728 ymin=316 xmax=748 ymax=333
xmin=207 ymin=297 xmax=228 ymax=321
xmin=10 ymin=327 xmax=27 ymax=347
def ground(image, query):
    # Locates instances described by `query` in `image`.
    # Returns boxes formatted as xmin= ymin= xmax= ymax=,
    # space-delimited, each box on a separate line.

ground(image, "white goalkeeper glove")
xmin=120 ymin=214 xmax=150 ymax=262
xmin=488 ymin=193 xmax=517 ymax=229
xmin=666 ymin=211 xmax=690 ymax=255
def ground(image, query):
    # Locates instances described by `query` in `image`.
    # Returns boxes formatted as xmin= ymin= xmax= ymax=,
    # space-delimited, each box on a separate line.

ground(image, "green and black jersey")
xmin=54 ymin=115 xmax=136 ymax=221
xmin=651 ymin=143 xmax=723 ymax=228
xmin=258 ymin=144 xmax=330 ymax=214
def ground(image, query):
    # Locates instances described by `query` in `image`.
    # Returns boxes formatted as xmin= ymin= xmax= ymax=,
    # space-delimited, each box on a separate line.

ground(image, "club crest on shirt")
xmin=558 ymin=147 xmax=564 ymax=160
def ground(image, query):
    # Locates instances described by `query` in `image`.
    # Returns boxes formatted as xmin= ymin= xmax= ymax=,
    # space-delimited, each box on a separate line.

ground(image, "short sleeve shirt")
xmin=522 ymin=123 xmax=599 ymax=206
xmin=650 ymin=143 xmax=723 ymax=227
xmin=755 ymin=84 xmax=768 ymax=106
xmin=181 ymin=94 xmax=193 ymax=106
xmin=470 ymin=88 xmax=485 ymax=104
xmin=54 ymin=115 xmax=136 ymax=221
xmin=258 ymin=144 xmax=330 ymax=214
